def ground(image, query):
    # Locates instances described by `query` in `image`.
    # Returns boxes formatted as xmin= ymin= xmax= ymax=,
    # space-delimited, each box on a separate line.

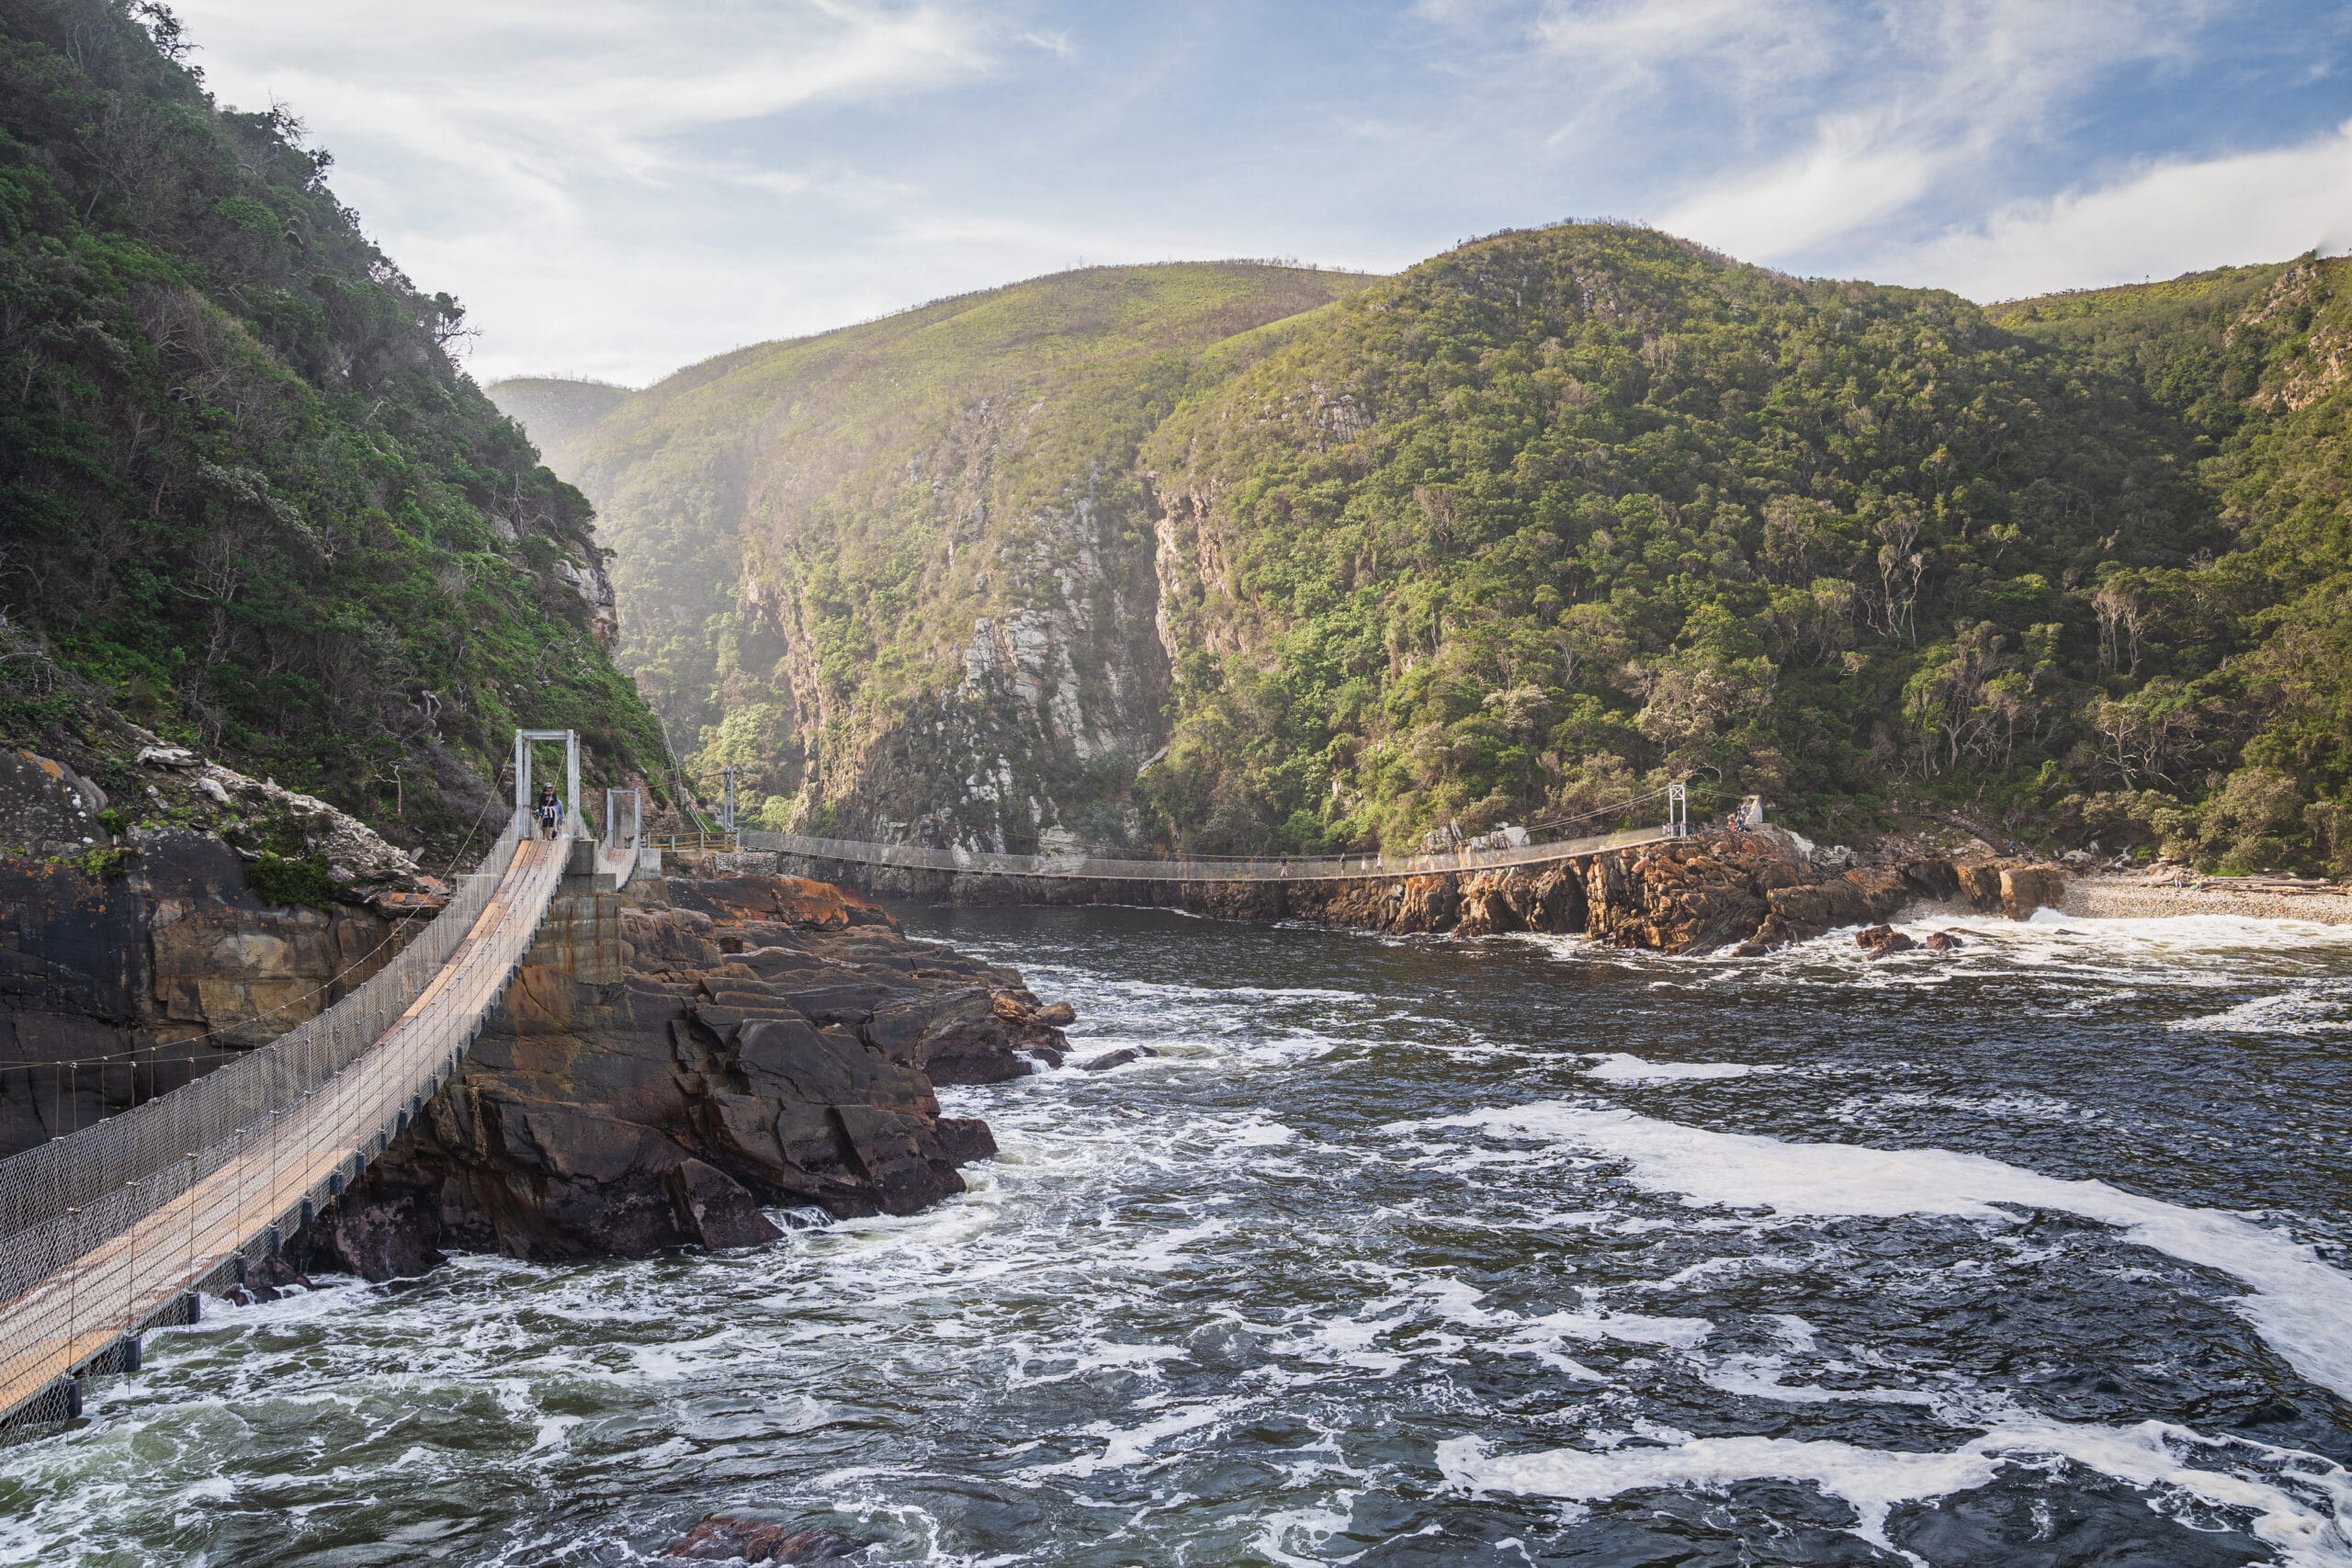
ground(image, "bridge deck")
xmin=0 ymin=831 xmax=567 ymax=1428
xmin=741 ymin=822 xmax=1677 ymax=883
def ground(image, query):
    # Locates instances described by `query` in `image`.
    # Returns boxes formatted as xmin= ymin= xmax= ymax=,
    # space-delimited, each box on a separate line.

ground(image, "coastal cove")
xmin=5 ymin=899 xmax=2348 ymax=1565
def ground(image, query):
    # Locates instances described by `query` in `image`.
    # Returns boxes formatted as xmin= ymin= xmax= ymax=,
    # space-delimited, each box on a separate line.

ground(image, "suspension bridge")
xmin=731 ymin=782 xmax=1693 ymax=883
xmin=0 ymin=742 xmax=1686 ymax=1435
xmin=0 ymin=731 xmax=642 ymax=1434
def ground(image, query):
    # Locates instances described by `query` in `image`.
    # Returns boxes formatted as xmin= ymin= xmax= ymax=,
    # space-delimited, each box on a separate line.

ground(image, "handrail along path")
xmin=0 ymin=813 xmax=571 ymax=1432
xmin=741 ymin=821 xmax=1676 ymax=883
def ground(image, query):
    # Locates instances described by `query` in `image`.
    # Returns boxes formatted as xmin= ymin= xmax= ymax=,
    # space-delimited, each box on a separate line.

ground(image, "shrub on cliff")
xmin=0 ymin=0 xmax=670 ymax=853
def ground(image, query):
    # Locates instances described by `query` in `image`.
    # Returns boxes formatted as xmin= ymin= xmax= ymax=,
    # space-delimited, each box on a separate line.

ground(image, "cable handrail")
xmin=738 ymin=820 xmax=1678 ymax=883
xmin=0 ymin=811 xmax=572 ymax=1431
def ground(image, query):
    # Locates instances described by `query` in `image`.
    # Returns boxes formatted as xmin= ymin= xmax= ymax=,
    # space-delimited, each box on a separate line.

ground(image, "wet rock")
xmin=1078 ymin=1044 xmax=1159 ymax=1071
xmin=1859 ymin=927 xmax=1917 ymax=957
xmin=1924 ymin=930 xmax=1965 ymax=952
xmin=667 ymin=1513 xmax=870 ymax=1562
xmin=313 ymin=874 xmax=1059 ymax=1276
xmin=2001 ymin=864 xmax=2067 ymax=919
xmin=227 ymin=1250 xmax=312 ymax=1304
xmin=936 ymin=1117 xmax=998 ymax=1165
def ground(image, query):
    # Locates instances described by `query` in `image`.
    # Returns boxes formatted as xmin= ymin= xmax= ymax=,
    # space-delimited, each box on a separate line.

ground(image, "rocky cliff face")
xmin=0 ymin=747 xmax=444 ymax=1156
xmin=5 ymin=735 xmax=1063 ymax=1271
xmin=307 ymin=872 xmax=1067 ymax=1280
xmin=543 ymin=264 xmax=1372 ymax=852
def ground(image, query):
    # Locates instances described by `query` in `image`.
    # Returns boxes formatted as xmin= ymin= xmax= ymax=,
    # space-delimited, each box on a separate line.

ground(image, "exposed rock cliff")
xmin=1 ymin=747 xmax=446 ymax=1156
xmin=541 ymin=264 xmax=1373 ymax=852
xmin=307 ymin=873 xmax=1066 ymax=1280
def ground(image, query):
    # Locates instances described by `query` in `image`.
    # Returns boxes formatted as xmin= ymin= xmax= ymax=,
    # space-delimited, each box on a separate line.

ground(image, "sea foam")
xmin=1441 ymin=1417 xmax=2352 ymax=1566
xmin=1403 ymin=1101 xmax=2352 ymax=1402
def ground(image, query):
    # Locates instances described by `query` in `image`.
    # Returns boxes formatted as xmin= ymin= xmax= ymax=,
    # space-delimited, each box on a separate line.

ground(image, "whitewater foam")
xmin=1406 ymin=1101 xmax=2352 ymax=1401
xmin=1442 ymin=1417 xmax=2352 ymax=1566
xmin=1583 ymin=1053 xmax=1778 ymax=1083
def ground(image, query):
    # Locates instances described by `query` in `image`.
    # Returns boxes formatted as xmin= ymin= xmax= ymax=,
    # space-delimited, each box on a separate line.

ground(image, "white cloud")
xmin=149 ymin=0 xmax=2348 ymax=386
xmin=168 ymin=0 xmax=1023 ymax=379
xmin=1865 ymin=119 xmax=2352 ymax=299
xmin=1661 ymin=113 xmax=1935 ymax=258
xmin=1525 ymin=0 xmax=2217 ymax=265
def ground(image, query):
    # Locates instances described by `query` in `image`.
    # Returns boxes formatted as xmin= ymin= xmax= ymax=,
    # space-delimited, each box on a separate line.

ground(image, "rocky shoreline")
xmin=738 ymin=831 xmax=2075 ymax=956
xmin=1 ymin=733 xmax=1070 ymax=1282
xmin=303 ymin=871 xmax=1068 ymax=1280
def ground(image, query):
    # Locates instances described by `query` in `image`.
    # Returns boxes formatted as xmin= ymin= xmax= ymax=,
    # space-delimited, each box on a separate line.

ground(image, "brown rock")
xmin=1955 ymin=862 xmax=2006 ymax=910
xmin=1079 ymin=1045 xmax=1159 ymax=1071
xmin=2000 ymin=865 xmax=2067 ymax=920
xmin=667 ymin=1514 xmax=868 ymax=1562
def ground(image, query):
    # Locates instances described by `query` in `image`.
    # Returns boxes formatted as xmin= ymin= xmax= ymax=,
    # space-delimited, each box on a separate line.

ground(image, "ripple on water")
xmin=3 ymin=901 xmax=2349 ymax=1565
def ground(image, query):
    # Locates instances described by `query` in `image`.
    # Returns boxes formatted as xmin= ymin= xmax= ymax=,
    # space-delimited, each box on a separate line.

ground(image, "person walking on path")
xmin=536 ymin=783 xmax=562 ymax=840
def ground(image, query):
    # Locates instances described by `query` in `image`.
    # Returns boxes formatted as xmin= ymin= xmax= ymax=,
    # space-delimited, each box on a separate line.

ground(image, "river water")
xmin=5 ymin=904 xmax=2352 ymax=1566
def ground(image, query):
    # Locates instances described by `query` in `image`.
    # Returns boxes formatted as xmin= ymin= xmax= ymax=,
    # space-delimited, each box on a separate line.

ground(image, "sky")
xmin=167 ymin=0 xmax=2352 ymax=388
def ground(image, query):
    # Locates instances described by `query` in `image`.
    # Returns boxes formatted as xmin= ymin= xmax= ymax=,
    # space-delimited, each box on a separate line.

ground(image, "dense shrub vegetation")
xmin=1138 ymin=227 xmax=2352 ymax=870
xmin=0 ymin=0 xmax=667 ymax=849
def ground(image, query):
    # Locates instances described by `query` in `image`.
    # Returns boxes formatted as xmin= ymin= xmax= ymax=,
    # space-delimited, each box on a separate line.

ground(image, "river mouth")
xmin=6 ymin=904 xmax=2350 ymax=1566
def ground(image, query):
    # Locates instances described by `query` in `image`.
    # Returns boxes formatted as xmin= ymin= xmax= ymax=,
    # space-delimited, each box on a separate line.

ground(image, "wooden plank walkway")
xmin=0 ymin=834 xmax=567 ymax=1427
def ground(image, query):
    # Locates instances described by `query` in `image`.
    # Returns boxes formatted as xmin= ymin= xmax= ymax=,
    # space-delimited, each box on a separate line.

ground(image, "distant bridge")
xmin=0 ymin=731 xmax=642 ymax=1434
xmin=743 ymin=819 xmax=1679 ymax=883
xmin=730 ymin=778 xmax=1690 ymax=884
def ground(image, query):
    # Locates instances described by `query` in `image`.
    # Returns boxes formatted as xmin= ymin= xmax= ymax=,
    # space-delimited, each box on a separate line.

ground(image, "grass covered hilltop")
xmin=534 ymin=225 xmax=2352 ymax=875
xmin=0 ymin=0 xmax=670 ymax=852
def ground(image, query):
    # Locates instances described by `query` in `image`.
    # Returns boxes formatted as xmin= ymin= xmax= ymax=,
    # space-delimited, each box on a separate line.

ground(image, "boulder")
xmin=307 ymin=874 xmax=1063 ymax=1276
xmin=1079 ymin=1045 xmax=1159 ymax=1071
xmin=2000 ymin=864 xmax=2067 ymax=919
xmin=667 ymin=1515 xmax=869 ymax=1562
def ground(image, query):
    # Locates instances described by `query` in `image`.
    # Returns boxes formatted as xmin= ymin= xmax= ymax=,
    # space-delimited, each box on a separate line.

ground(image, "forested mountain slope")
xmin=1142 ymin=226 xmax=2217 ymax=854
xmin=547 ymin=263 xmax=1373 ymax=849
xmin=0 ymin=0 xmax=667 ymax=851
xmin=552 ymin=226 xmax=2352 ymax=873
xmin=485 ymin=376 xmax=634 ymax=457
xmin=1990 ymin=258 xmax=2352 ymax=872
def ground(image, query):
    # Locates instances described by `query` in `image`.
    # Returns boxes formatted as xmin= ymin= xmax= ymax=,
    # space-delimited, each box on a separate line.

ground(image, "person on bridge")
xmin=536 ymin=783 xmax=562 ymax=839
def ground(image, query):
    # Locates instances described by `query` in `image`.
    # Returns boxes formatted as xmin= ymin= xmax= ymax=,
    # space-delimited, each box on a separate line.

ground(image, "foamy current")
xmin=5 ymin=903 xmax=2350 ymax=1565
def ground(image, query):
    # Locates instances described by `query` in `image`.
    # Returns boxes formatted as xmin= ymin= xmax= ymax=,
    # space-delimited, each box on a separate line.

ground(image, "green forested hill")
xmin=1142 ymin=226 xmax=2213 ymax=854
xmin=1141 ymin=231 xmax=2352 ymax=868
xmin=552 ymin=224 xmax=2352 ymax=872
xmin=548 ymin=263 xmax=1374 ymax=848
xmin=484 ymin=376 xmax=635 ymax=457
xmin=1988 ymin=259 xmax=2352 ymax=872
xmin=0 ymin=0 xmax=668 ymax=847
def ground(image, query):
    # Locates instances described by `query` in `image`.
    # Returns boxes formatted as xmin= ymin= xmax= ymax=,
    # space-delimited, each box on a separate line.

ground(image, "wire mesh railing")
xmin=0 ymin=813 xmax=570 ymax=1431
xmin=739 ymin=820 xmax=1675 ymax=884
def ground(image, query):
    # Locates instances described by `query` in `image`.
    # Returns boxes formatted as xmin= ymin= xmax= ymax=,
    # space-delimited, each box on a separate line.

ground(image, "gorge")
xmin=2 ymin=3 xmax=2351 ymax=1565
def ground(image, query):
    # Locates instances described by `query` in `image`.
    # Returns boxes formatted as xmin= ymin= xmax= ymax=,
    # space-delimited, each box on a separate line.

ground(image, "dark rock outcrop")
xmin=0 ymin=761 xmax=431 ymax=1156
xmin=311 ymin=874 xmax=1066 ymax=1280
